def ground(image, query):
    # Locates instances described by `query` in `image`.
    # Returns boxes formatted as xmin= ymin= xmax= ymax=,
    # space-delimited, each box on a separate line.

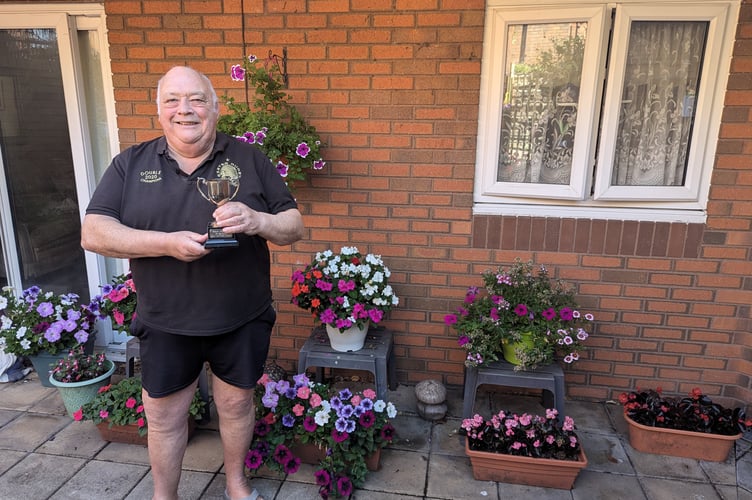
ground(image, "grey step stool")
xmin=125 ymin=337 xmax=211 ymax=422
xmin=297 ymin=325 xmax=397 ymax=401
xmin=462 ymin=359 xmax=566 ymax=419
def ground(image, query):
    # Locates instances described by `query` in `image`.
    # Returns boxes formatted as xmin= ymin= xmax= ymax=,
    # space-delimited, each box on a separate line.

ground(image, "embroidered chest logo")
xmin=139 ymin=169 xmax=163 ymax=184
xmin=216 ymin=160 xmax=241 ymax=186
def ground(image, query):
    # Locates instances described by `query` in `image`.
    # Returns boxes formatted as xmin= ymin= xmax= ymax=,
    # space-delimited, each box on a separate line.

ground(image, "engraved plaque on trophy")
xmin=196 ymin=177 xmax=240 ymax=248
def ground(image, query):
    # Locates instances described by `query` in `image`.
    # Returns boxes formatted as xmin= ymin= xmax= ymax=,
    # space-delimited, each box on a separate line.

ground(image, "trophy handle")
xmin=196 ymin=177 xmax=212 ymax=203
xmin=228 ymin=181 xmax=240 ymax=201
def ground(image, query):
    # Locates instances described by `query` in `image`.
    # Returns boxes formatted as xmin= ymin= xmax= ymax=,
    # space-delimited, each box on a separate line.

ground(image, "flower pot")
xmin=290 ymin=440 xmax=382 ymax=471
xmin=96 ymin=417 xmax=197 ymax=446
xmin=464 ymin=440 xmax=587 ymax=489
xmin=501 ymin=331 xmax=535 ymax=365
xmin=624 ymin=413 xmax=741 ymax=462
xmin=325 ymin=321 xmax=369 ymax=352
xmin=49 ymin=360 xmax=116 ymax=417
xmin=27 ymin=351 xmax=61 ymax=387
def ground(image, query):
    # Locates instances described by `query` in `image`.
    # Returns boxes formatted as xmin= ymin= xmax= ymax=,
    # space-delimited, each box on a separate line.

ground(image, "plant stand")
xmin=624 ymin=413 xmax=741 ymax=462
xmin=297 ymin=326 xmax=397 ymax=401
xmin=464 ymin=440 xmax=587 ymax=489
xmin=462 ymin=359 xmax=566 ymax=420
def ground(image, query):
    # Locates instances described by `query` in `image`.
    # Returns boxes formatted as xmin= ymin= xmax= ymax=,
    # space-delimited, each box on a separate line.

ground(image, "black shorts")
xmin=132 ymin=305 xmax=276 ymax=397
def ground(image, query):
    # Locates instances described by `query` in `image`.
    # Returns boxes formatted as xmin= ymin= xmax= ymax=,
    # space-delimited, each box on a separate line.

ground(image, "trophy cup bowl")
xmin=197 ymin=177 xmax=240 ymax=248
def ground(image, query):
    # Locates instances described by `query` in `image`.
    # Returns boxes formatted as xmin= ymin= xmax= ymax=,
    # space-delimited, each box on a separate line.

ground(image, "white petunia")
xmin=373 ymin=400 xmax=386 ymax=412
xmin=15 ymin=326 xmax=27 ymax=339
xmin=386 ymin=402 xmax=397 ymax=419
xmin=20 ymin=339 xmax=31 ymax=350
xmin=1 ymin=316 xmax=12 ymax=330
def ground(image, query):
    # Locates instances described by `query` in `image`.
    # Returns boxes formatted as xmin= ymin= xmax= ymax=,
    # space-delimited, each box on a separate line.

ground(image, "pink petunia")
xmin=309 ymin=393 xmax=322 ymax=408
xmin=297 ymin=386 xmax=311 ymax=399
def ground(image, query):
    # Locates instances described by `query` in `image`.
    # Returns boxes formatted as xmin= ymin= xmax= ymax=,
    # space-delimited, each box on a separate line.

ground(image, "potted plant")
xmin=619 ymin=387 xmax=752 ymax=461
xmin=444 ymin=259 xmax=594 ymax=371
xmin=460 ymin=408 xmax=587 ymax=489
xmin=217 ymin=52 xmax=326 ymax=191
xmin=246 ymin=372 xmax=397 ymax=499
xmin=290 ymin=246 xmax=400 ymax=352
xmin=48 ymin=346 xmax=116 ymax=418
xmin=90 ymin=271 xmax=137 ymax=333
xmin=75 ymin=377 xmax=206 ymax=445
xmin=0 ymin=286 xmax=97 ymax=386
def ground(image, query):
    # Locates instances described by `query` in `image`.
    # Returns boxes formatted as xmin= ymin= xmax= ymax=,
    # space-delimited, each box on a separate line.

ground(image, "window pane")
xmin=498 ymin=22 xmax=586 ymax=184
xmin=612 ymin=21 xmax=707 ymax=186
xmin=0 ymin=28 xmax=88 ymax=297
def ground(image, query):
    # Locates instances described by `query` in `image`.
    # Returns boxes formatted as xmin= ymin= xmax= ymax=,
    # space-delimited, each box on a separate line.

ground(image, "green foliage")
xmin=0 ymin=286 xmax=95 ymax=356
xmin=445 ymin=258 xmax=594 ymax=371
xmin=247 ymin=373 xmax=397 ymax=498
xmin=76 ymin=377 xmax=205 ymax=437
xmin=217 ymin=54 xmax=325 ymax=191
xmin=620 ymin=387 xmax=752 ymax=436
xmin=50 ymin=346 xmax=110 ymax=383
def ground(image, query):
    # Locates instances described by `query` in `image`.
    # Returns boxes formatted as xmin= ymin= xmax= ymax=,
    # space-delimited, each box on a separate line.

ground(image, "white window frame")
xmin=474 ymin=0 xmax=740 ymax=223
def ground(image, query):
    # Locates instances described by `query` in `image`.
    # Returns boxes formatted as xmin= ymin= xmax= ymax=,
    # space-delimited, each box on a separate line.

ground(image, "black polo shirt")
xmin=86 ymin=132 xmax=298 ymax=335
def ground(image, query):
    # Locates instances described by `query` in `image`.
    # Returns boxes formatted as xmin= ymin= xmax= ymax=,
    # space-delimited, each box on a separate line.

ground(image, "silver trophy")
xmin=196 ymin=177 xmax=240 ymax=248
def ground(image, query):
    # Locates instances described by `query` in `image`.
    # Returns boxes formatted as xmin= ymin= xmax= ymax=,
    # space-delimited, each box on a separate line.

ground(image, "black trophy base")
xmin=204 ymin=238 xmax=239 ymax=249
xmin=205 ymin=225 xmax=239 ymax=249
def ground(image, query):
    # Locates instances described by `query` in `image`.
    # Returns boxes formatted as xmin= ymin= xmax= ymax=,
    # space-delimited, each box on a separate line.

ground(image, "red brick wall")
xmin=93 ymin=0 xmax=752 ymax=406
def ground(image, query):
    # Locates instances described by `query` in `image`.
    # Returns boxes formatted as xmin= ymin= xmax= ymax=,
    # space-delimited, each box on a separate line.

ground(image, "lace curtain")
xmin=612 ymin=21 xmax=707 ymax=186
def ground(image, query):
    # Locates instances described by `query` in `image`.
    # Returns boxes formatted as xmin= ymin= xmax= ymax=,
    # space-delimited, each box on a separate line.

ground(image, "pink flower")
xmin=309 ymin=393 xmax=322 ymax=408
xmin=136 ymin=405 xmax=144 ymax=414
xmin=125 ymin=397 xmax=137 ymax=409
xmin=292 ymin=404 xmax=304 ymax=416
xmin=99 ymin=410 xmax=109 ymax=419
xmin=113 ymin=309 xmax=125 ymax=325
xmin=73 ymin=408 xmax=84 ymax=421
xmin=362 ymin=388 xmax=377 ymax=400
xmin=351 ymin=395 xmax=362 ymax=406
xmin=137 ymin=417 xmax=145 ymax=428
xmin=297 ymin=386 xmax=311 ymax=399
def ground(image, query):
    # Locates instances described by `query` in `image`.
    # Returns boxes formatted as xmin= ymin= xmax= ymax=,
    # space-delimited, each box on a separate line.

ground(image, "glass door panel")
xmin=0 ymin=28 xmax=88 ymax=298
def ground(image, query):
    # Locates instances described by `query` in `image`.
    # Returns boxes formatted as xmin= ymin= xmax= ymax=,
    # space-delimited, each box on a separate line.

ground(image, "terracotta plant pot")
xmin=96 ymin=417 xmax=197 ymax=446
xmin=624 ymin=413 xmax=741 ymax=462
xmin=464 ymin=440 xmax=587 ymax=489
xmin=290 ymin=440 xmax=382 ymax=471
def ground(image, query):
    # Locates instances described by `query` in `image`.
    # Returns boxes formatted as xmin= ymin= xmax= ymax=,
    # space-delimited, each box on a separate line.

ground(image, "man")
xmin=82 ymin=66 xmax=304 ymax=500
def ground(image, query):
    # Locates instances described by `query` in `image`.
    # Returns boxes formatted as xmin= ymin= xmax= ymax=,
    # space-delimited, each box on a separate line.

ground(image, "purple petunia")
xmin=36 ymin=302 xmax=54 ymax=317
xmin=230 ymin=64 xmax=245 ymax=82
xmin=295 ymin=142 xmax=311 ymax=158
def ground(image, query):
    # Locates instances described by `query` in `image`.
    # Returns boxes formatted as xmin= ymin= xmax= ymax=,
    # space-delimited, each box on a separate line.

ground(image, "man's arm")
xmin=81 ymin=214 xmax=210 ymax=262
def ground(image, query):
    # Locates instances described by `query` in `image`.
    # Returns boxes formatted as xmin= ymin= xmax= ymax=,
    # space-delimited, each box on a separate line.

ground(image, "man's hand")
xmin=212 ymin=202 xmax=304 ymax=246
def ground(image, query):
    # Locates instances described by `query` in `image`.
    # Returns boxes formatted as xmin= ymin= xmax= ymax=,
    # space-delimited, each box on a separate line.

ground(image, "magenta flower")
xmin=244 ymin=449 xmax=263 ymax=470
xmin=230 ymin=64 xmax=245 ymax=82
xmin=513 ymin=303 xmax=528 ymax=317
xmin=296 ymin=142 xmax=311 ymax=158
